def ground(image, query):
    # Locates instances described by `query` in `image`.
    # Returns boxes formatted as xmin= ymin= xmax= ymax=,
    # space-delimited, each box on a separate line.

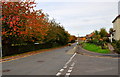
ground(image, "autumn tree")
xmin=93 ymin=30 xmax=101 ymax=40
xmin=68 ymin=35 xmax=77 ymax=43
xmin=99 ymin=28 xmax=108 ymax=38
xmin=44 ymin=19 xmax=70 ymax=46
xmin=1 ymin=0 xmax=71 ymax=56
xmin=1 ymin=0 xmax=48 ymax=45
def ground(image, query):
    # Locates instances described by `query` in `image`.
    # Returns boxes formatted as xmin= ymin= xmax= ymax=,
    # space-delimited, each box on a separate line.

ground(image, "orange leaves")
xmin=20 ymin=31 xmax=28 ymax=35
xmin=2 ymin=0 xmax=70 ymax=45
xmin=2 ymin=32 xmax=6 ymax=35
xmin=39 ymin=13 xmax=45 ymax=18
xmin=9 ymin=33 xmax=12 ymax=35
xmin=9 ymin=22 xmax=13 ymax=27
xmin=0 ymin=16 xmax=6 ymax=21
xmin=30 ymin=2 xmax=35 ymax=4
xmin=0 ymin=18 xmax=3 ymax=21
xmin=68 ymin=35 xmax=77 ymax=43
xmin=25 ymin=9 xmax=49 ymax=41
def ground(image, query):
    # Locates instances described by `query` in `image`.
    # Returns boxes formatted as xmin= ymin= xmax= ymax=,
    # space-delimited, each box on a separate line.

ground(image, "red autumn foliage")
xmin=1 ymin=0 xmax=48 ymax=44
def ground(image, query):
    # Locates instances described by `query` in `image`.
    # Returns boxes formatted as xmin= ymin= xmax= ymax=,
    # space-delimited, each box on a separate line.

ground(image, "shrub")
xmin=87 ymin=38 xmax=109 ymax=50
xmin=112 ymin=40 xmax=120 ymax=54
xmin=101 ymin=43 xmax=108 ymax=49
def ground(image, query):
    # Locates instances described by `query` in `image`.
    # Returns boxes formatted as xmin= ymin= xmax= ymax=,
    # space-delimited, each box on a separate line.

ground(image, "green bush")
xmin=87 ymin=38 xmax=109 ymax=50
xmin=112 ymin=40 xmax=120 ymax=54
xmin=101 ymin=43 xmax=108 ymax=49
xmin=88 ymin=39 xmax=105 ymax=46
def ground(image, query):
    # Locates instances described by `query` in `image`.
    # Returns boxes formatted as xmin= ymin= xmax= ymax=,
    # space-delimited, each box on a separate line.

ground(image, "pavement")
xmin=71 ymin=54 xmax=119 ymax=75
xmin=107 ymin=43 xmax=115 ymax=52
xmin=1 ymin=43 xmax=119 ymax=77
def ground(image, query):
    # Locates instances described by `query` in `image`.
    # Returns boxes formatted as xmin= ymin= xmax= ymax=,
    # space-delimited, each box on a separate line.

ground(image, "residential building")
xmin=86 ymin=33 xmax=94 ymax=40
xmin=78 ymin=37 xmax=86 ymax=41
xmin=112 ymin=15 xmax=120 ymax=40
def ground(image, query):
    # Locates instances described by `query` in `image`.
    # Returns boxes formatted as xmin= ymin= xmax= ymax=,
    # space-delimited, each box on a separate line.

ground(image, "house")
xmin=86 ymin=33 xmax=94 ymax=40
xmin=112 ymin=15 xmax=120 ymax=40
xmin=78 ymin=37 xmax=86 ymax=41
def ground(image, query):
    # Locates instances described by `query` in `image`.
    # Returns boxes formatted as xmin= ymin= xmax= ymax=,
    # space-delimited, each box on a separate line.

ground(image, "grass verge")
xmin=83 ymin=43 xmax=110 ymax=54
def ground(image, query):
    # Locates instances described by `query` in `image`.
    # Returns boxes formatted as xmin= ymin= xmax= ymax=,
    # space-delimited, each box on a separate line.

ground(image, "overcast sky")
xmin=35 ymin=0 xmax=119 ymax=37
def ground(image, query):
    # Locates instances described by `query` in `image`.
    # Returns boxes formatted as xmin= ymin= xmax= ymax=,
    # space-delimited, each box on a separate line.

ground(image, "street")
xmin=2 ymin=43 xmax=119 ymax=76
xmin=1 ymin=1 xmax=120 ymax=77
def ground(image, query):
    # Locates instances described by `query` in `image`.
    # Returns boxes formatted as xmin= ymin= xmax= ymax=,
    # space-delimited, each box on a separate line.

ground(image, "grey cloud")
xmin=35 ymin=2 xmax=118 ymax=36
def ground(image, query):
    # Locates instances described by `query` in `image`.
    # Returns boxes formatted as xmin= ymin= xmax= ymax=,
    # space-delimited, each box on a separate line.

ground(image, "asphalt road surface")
xmin=2 ymin=43 xmax=119 ymax=76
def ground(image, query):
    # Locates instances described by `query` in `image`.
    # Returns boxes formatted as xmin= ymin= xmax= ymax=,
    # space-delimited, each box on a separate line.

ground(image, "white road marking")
xmin=66 ymin=73 xmax=70 ymax=75
xmin=68 ymin=70 xmax=72 ymax=72
xmin=65 ymin=53 xmax=76 ymax=65
xmin=56 ymin=52 xmax=77 ymax=76
xmin=65 ymin=62 xmax=75 ymax=76
xmin=60 ymin=69 xmax=64 ymax=72
xmin=69 ymin=67 xmax=73 ymax=70
xmin=56 ymin=72 xmax=61 ymax=76
xmin=63 ymin=65 xmax=67 ymax=69
xmin=71 ymin=62 xmax=75 ymax=67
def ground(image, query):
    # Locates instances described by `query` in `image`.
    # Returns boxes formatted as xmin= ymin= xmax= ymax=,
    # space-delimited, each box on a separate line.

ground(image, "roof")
xmin=88 ymin=33 xmax=94 ymax=37
xmin=86 ymin=33 xmax=94 ymax=38
xmin=112 ymin=15 xmax=120 ymax=23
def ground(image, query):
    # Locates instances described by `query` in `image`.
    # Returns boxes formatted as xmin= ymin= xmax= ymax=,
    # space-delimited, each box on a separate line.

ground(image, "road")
xmin=2 ymin=43 xmax=119 ymax=77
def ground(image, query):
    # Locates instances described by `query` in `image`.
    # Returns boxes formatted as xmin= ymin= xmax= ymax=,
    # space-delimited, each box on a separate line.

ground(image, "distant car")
xmin=68 ymin=43 xmax=72 ymax=46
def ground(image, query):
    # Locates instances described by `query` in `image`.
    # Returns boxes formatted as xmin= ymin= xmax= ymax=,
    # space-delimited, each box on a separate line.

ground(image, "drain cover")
xmin=2 ymin=69 xmax=11 ymax=72
xmin=37 ymin=61 xmax=44 ymax=62
xmin=65 ymin=50 xmax=68 ymax=52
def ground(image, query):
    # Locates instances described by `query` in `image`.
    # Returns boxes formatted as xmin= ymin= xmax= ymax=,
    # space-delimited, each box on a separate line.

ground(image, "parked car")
xmin=68 ymin=43 xmax=72 ymax=46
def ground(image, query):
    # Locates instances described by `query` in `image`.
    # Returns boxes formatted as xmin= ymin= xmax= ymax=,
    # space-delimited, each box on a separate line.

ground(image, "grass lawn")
xmin=83 ymin=43 xmax=110 ymax=54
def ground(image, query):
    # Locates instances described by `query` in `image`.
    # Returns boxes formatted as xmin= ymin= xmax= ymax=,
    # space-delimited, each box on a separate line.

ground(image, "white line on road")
xmin=66 ymin=73 xmax=70 ymax=76
xmin=69 ymin=67 xmax=73 ymax=70
xmin=60 ymin=69 xmax=64 ymax=72
xmin=65 ymin=53 xmax=76 ymax=65
xmin=65 ymin=62 xmax=75 ymax=76
xmin=56 ymin=72 xmax=61 ymax=76
xmin=56 ymin=53 xmax=76 ymax=76
xmin=68 ymin=70 xmax=72 ymax=73
xmin=63 ymin=65 xmax=67 ymax=69
xmin=71 ymin=62 xmax=75 ymax=67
